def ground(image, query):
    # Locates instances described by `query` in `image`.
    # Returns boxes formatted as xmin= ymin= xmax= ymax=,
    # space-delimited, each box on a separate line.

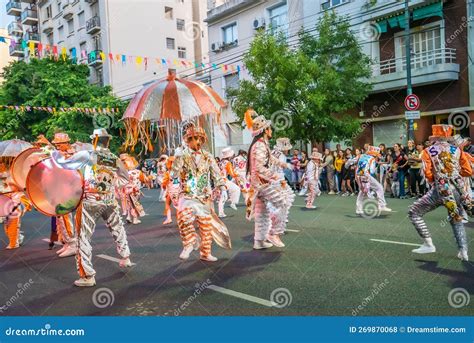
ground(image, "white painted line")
xmin=97 ymin=254 xmax=137 ymax=266
xmin=208 ymin=285 xmax=275 ymax=307
xmin=42 ymin=239 xmax=63 ymax=246
xmin=370 ymin=239 xmax=421 ymax=247
xmin=286 ymin=229 xmax=301 ymax=233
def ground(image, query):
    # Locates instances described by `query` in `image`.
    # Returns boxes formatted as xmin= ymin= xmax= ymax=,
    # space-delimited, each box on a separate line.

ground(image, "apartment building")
xmin=0 ymin=29 xmax=17 ymax=83
xmin=6 ymin=0 xmax=39 ymax=60
xmin=5 ymin=0 xmax=209 ymax=98
xmin=304 ymin=0 xmax=474 ymax=147
xmin=206 ymin=0 xmax=303 ymax=154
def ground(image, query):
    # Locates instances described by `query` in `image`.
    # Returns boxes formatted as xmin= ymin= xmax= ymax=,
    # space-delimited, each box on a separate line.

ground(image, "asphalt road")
xmin=0 ymin=189 xmax=473 ymax=316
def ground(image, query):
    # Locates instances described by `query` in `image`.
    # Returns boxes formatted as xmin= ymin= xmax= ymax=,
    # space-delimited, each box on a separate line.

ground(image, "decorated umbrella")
xmin=122 ymin=69 xmax=226 ymax=154
xmin=0 ymin=139 xmax=33 ymax=158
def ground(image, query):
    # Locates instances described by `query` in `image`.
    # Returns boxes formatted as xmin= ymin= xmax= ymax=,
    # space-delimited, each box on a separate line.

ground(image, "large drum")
xmin=11 ymin=148 xmax=48 ymax=190
xmin=0 ymin=194 xmax=15 ymax=217
xmin=26 ymin=158 xmax=84 ymax=216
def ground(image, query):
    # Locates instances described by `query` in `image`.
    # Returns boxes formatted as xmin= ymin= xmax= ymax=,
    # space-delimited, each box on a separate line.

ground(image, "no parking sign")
xmin=404 ymin=94 xmax=420 ymax=111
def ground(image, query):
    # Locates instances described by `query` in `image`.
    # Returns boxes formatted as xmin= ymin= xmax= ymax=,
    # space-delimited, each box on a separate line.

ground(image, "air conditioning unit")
xmin=253 ymin=18 xmax=265 ymax=30
xmin=211 ymin=42 xmax=222 ymax=52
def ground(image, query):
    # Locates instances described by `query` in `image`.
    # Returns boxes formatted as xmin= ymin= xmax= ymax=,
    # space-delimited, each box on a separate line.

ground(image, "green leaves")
xmin=0 ymin=58 xmax=126 ymax=152
xmin=229 ymin=11 xmax=372 ymax=144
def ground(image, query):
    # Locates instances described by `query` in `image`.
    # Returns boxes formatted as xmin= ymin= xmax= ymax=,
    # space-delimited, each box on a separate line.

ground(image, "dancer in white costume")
xmin=305 ymin=152 xmax=322 ymax=209
xmin=217 ymin=147 xmax=241 ymax=218
xmin=245 ymin=110 xmax=294 ymax=249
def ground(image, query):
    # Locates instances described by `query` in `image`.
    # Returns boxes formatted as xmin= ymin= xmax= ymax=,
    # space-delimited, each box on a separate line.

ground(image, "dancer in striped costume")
xmin=305 ymin=152 xmax=322 ymax=209
xmin=52 ymin=128 xmax=132 ymax=287
xmin=409 ymin=125 xmax=472 ymax=261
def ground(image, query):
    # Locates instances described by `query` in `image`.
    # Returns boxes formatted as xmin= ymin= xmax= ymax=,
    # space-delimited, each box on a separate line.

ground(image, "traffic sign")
xmin=405 ymin=110 xmax=420 ymax=120
xmin=404 ymin=94 xmax=420 ymax=111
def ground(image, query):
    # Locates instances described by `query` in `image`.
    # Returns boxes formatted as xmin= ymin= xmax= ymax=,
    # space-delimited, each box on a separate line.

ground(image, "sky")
xmin=0 ymin=0 xmax=8 ymax=30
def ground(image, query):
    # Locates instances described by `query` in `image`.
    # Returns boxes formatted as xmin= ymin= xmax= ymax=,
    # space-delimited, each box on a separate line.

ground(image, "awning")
xmin=413 ymin=1 xmax=443 ymax=21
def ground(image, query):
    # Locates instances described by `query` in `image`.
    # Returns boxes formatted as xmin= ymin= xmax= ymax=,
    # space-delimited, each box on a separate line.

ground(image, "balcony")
xmin=7 ymin=21 xmax=23 ymax=36
xmin=23 ymin=30 xmax=39 ymax=42
xmin=86 ymin=16 xmax=100 ymax=34
xmin=88 ymin=50 xmax=103 ymax=67
xmin=206 ymin=0 xmax=256 ymax=23
xmin=42 ymin=18 xmax=53 ymax=33
xmin=85 ymin=0 xmax=98 ymax=4
xmin=370 ymin=48 xmax=460 ymax=93
xmin=21 ymin=9 xmax=38 ymax=26
xmin=9 ymin=42 xmax=24 ymax=57
xmin=19 ymin=0 xmax=35 ymax=3
xmin=62 ymin=3 xmax=74 ymax=19
xmin=6 ymin=1 xmax=21 ymax=16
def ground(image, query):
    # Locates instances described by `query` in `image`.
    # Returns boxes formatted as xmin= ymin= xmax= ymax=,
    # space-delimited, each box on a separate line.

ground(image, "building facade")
xmin=304 ymin=0 xmax=474 ymax=147
xmin=206 ymin=0 xmax=304 ymax=155
xmin=6 ymin=0 xmax=39 ymax=60
xmin=0 ymin=29 xmax=17 ymax=83
xmin=5 ymin=0 xmax=209 ymax=98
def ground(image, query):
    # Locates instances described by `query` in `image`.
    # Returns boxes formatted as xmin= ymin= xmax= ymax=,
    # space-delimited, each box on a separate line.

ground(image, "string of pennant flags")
xmin=1 ymin=36 xmax=244 ymax=73
xmin=0 ymin=105 xmax=120 ymax=114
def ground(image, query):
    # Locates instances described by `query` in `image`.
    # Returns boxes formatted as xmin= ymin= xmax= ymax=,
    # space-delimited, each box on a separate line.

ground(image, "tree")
xmin=0 ymin=58 xmax=127 ymax=152
xmin=228 ymin=11 xmax=373 ymax=144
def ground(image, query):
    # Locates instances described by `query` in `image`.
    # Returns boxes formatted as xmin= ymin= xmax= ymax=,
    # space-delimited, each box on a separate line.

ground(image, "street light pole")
xmin=405 ymin=0 xmax=414 ymax=141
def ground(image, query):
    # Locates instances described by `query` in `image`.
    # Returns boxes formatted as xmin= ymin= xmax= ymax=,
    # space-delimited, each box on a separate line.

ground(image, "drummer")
xmin=51 ymin=132 xmax=77 ymax=258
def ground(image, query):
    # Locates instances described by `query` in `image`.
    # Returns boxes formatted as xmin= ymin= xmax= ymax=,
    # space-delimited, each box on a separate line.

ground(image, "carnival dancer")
xmin=162 ymin=156 xmax=177 ymax=225
xmin=232 ymin=150 xmax=250 ymax=202
xmin=51 ymin=132 xmax=77 ymax=257
xmin=119 ymin=154 xmax=146 ymax=225
xmin=156 ymin=155 xmax=168 ymax=201
xmin=305 ymin=152 xmax=322 ymax=209
xmin=52 ymin=128 xmax=132 ymax=287
xmin=245 ymin=110 xmax=294 ymax=249
xmin=346 ymin=146 xmax=392 ymax=216
xmin=409 ymin=125 xmax=472 ymax=261
xmin=170 ymin=125 xmax=231 ymax=262
xmin=0 ymin=162 xmax=29 ymax=249
xmin=217 ymin=147 xmax=241 ymax=218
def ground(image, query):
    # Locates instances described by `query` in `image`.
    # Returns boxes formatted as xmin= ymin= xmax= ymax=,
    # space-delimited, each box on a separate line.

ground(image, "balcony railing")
xmin=374 ymin=48 xmax=457 ymax=75
xmin=7 ymin=21 xmax=23 ymax=36
xmin=86 ymin=16 xmax=100 ymax=34
xmin=6 ymin=1 xmax=21 ymax=16
xmin=24 ymin=31 xmax=39 ymax=42
xmin=20 ymin=9 xmax=38 ymax=25
xmin=9 ymin=42 xmax=24 ymax=56
xmin=88 ymin=50 xmax=103 ymax=66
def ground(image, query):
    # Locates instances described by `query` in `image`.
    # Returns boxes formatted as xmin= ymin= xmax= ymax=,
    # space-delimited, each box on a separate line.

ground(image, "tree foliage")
xmin=228 ymin=11 xmax=373 ymax=144
xmin=0 ymin=58 xmax=127 ymax=152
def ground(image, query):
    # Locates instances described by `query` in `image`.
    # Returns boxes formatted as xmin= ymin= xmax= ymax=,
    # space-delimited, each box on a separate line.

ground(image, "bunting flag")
xmin=12 ymin=39 xmax=245 ymax=74
xmin=0 ymin=37 xmax=7 ymax=43
xmin=0 ymin=105 xmax=120 ymax=114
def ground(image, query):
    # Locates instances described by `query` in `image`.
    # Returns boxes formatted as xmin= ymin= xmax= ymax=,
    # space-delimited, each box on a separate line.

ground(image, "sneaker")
xmin=379 ymin=207 xmax=392 ymax=212
xmin=132 ymin=218 xmax=141 ymax=225
xmin=19 ymin=233 xmax=24 ymax=246
xmin=305 ymin=205 xmax=316 ymax=209
xmin=266 ymin=234 xmax=285 ymax=248
xmin=356 ymin=210 xmax=364 ymax=215
xmin=412 ymin=243 xmax=436 ymax=254
xmin=218 ymin=213 xmax=227 ymax=218
xmin=58 ymin=245 xmax=76 ymax=258
xmin=229 ymin=203 xmax=238 ymax=211
xmin=457 ymin=249 xmax=469 ymax=261
xmin=341 ymin=192 xmax=349 ymax=197
xmin=253 ymin=240 xmax=273 ymax=250
xmin=328 ymin=191 xmax=336 ymax=195
xmin=5 ymin=244 xmax=19 ymax=250
xmin=119 ymin=257 xmax=133 ymax=268
xmin=163 ymin=218 xmax=172 ymax=225
xmin=56 ymin=245 xmax=67 ymax=255
xmin=179 ymin=245 xmax=194 ymax=260
xmin=74 ymin=276 xmax=96 ymax=287
xmin=350 ymin=193 xmax=355 ymax=196
xmin=200 ymin=254 xmax=218 ymax=262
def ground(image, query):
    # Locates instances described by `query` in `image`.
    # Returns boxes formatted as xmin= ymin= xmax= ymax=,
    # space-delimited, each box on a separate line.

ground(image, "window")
xmin=177 ymin=18 xmax=185 ymax=31
xmin=166 ymin=37 xmax=175 ymax=49
xmin=269 ymin=3 xmax=287 ymax=33
xmin=47 ymin=32 xmax=54 ymax=46
xmin=321 ymin=0 xmax=349 ymax=10
xmin=80 ymin=41 xmax=87 ymax=54
xmin=178 ymin=46 xmax=186 ymax=58
xmin=45 ymin=5 xmax=52 ymax=19
xmin=224 ymin=72 xmax=239 ymax=91
xmin=57 ymin=1 xmax=62 ymax=14
xmin=67 ymin=18 xmax=74 ymax=34
xmin=222 ymin=23 xmax=237 ymax=45
xmin=78 ymin=11 xmax=85 ymax=27
xmin=58 ymin=25 xmax=64 ymax=41
xmin=165 ymin=6 xmax=173 ymax=19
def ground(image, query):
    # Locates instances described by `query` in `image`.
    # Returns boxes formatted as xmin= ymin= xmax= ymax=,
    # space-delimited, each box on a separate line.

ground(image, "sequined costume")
xmin=123 ymin=169 xmax=146 ymax=224
xmin=232 ymin=154 xmax=251 ymax=202
xmin=305 ymin=153 xmax=322 ymax=208
xmin=217 ymin=149 xmax=241 ymax=218
xmin=409 ymin=125 xmax=472 ymax=259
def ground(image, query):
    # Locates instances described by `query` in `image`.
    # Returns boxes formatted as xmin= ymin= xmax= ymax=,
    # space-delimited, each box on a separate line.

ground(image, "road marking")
xmin=208 ymin=285 xmax=275 ymax=307
xmin=42 ymin=239 xmax=63 ymax=246
xmin=286 ymin=229 xmax=301 ymax=233
xmin=97 ymin=254 xmax=137 ymax=266
xmin=370 ymin=239 xmax=421 ymax=247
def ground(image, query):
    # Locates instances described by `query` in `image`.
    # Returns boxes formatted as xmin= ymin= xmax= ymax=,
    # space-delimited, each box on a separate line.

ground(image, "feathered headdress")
xmin=244 ymin=108 xmax=256 ymax=129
